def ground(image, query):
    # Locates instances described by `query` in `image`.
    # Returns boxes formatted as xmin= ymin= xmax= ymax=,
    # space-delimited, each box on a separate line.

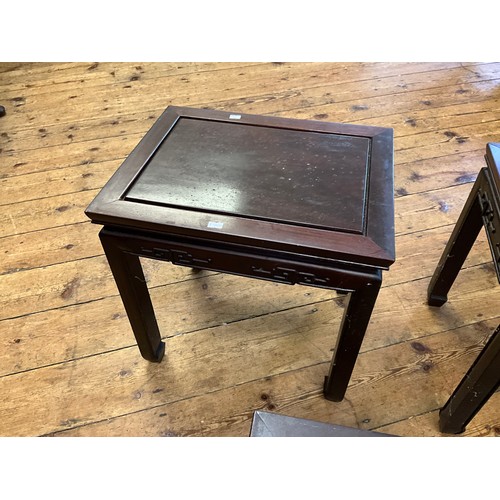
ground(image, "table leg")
xmin=439 ymin=324 xmax=500 ymax=434
xmin=427 ymin=172 xmax=484 ymax=307
xmin=323 ymin=270 xmax=382 ymax=401
xmin=99 ymin=229 xmax=165 ymax=362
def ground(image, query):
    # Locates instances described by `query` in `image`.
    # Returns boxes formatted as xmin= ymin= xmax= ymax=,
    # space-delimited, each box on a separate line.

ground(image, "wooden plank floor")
xmin=1 ymin=62 xmax=500 ymax=437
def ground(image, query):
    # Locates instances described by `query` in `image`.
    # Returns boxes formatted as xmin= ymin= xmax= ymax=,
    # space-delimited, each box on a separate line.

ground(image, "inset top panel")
xmin=125 ymin=117 xmax=371 ymax=234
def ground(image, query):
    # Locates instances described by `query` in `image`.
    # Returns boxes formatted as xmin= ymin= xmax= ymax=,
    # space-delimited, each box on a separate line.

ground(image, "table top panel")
xmin=125 ymin=117 xmax=370 ymax=234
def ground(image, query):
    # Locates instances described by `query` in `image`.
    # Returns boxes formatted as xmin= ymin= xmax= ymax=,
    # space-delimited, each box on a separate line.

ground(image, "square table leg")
xmin=323 ymin=270 xmax=382 ymax=401
xmin=439 ymin=324 xmax=500 ymax=434
xmin=100 ymin=229 xmax=165 ymax=362
xmin=427 ymin=170 xmax=484 ymax=307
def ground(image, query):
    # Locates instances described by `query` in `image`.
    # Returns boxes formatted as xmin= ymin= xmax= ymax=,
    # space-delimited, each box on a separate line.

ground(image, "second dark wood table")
xmin=85 ymin=106 xmax=395 ymax=401
xmin=428 ymin=142 xmax=500 ymax=433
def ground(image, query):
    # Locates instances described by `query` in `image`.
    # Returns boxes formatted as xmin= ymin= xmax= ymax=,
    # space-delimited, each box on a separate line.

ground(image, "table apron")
xmin=100 ymin=227 xmax=382 ymax=292
xmin=478 ymin=167 xmax=500 ymax=282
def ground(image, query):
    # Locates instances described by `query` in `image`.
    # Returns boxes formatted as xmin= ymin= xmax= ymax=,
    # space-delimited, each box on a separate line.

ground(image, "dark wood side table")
xmin=85 ymin=106 xmax=395 ymax=402
xmin=428 ymin=143 xmax=500 ymax=433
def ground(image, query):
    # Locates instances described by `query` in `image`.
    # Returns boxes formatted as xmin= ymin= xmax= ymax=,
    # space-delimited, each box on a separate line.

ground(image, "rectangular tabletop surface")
xmin=126 ymin=117 xmax=370 ymax=234
xmin=86 ymin=106 xmax=395 ymax=267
